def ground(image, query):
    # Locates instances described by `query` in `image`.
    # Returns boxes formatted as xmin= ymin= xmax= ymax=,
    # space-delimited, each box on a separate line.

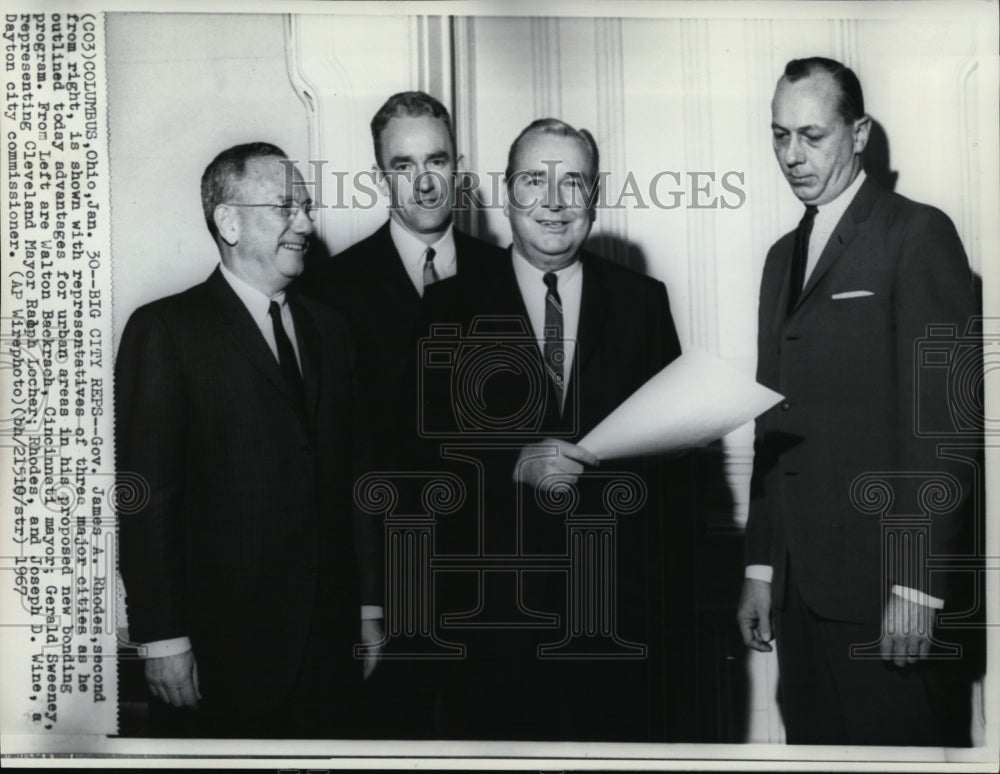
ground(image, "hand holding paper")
xmin=513 ymin=439 xmax=600 ymax=493
xmin=578 ymin=349 xmax=783 ymax=461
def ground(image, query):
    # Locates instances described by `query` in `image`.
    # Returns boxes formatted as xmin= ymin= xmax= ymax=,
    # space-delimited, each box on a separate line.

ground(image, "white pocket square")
xmin=831 ymin=291 xmax=874 ymax=300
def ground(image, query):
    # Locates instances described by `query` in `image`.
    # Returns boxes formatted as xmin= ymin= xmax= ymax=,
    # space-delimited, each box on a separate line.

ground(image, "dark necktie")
xmin=268 ymin=300 xmax=306 ymax=413
xmin=787 ymin=204 xmax=819 ymax=316
xmin=422 ymin=246 xmax=439 ymax=291
xmin=543 ymin=272 xmax=565 ymax=399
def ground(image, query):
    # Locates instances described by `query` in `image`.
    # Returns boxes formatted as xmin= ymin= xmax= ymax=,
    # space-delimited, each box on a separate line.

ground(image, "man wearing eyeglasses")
xmin=115 ymin=142 xmax=381 ymax=738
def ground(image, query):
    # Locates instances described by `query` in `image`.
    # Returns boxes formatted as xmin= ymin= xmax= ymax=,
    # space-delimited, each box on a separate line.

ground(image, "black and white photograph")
xmin=0 ymin=0 xmax=997 ymax=769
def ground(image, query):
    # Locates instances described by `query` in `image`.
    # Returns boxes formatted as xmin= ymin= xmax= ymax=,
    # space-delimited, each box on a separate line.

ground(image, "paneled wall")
xmin=289 ymin=9 xmax=992 ymax=534
xmin=108 ymin=4 xmax=996 ymax=746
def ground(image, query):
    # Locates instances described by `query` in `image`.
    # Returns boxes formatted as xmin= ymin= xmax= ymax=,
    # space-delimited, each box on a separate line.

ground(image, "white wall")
xmin=107 ymin=13 xmax=310 ymax=348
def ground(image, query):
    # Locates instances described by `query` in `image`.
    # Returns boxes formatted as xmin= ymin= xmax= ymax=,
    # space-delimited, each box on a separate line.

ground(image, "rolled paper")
xmin=578 ymin=349 xmax=783 ymax=460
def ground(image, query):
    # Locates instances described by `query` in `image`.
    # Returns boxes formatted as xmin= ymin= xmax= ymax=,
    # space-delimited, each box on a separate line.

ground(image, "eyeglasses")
xmin=224 ymin=202 xmax=318 ymax=222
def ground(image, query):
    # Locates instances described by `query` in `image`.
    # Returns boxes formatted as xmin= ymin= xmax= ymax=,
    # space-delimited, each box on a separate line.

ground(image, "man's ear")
xmin=501 ymin=176 xmax=511 ymax=219
xmin=373 ymin=163 xmax=390 ymax=199
xmin=214 ymin=204 xmax=239 ymax=247
xmin=853 ymin=114 xmax=872 ymax=154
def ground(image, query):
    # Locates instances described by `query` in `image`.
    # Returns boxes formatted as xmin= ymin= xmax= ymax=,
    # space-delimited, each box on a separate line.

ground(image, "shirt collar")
xmin=389 ymin=218 xmax=456 ymax=270
xmin=814 ymin=170 xmax=867 ymax=232
xmin=219 ymin=261 xmax=286 ymax=321
xmin=511 ymin=248 xmax=583 ymax=286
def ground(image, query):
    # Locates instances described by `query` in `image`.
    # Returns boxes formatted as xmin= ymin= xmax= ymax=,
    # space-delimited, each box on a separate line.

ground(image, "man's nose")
xmin=415 ymin=166 xmax=438 ymax=193
xmin=542 ymin=182 xmax=566 ymax=209
xmin=291 ymin=207 xmax=314 ymax=235
xmin=783 ymin=135 xmax=805 ymax=166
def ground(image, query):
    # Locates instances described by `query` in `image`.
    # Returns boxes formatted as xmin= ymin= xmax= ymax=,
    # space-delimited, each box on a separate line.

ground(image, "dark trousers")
xmin=775 ymin=565 xmax=971 ymax=746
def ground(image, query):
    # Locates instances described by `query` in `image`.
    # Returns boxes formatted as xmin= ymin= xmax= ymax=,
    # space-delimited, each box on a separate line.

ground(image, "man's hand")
xmin=145 ymin=650 xmax=200 ymax=708
xmin=880 ymin=594 xmax=934 ymax=667
xmin=737 ymin=578 xmax=774 ymax=653
xmin=513 ymin=439 xmax=599 ymax=493
xmin=360 ymin=618 xmax=384 ymax=680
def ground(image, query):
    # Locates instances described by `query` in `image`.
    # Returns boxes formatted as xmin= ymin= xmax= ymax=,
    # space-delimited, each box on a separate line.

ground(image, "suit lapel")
xmin=207 ymin=268 xmax=305 ymax=422
xmin=574 ymin=253 xmax=609 ymax=384
xmin=790 ymin=177 xmax=881 ymax=316
xmin=369 ymin=222 xmax=422 ymax=311
xmin=492 ymin=250 xmax=565 ymax=425
xmin=289 ymin=298 xmax=321 ymax=427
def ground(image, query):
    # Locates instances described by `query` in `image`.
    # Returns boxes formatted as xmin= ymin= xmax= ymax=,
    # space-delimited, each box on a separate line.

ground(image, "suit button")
xmin=780 ymin=401 xmax=791 ymax=411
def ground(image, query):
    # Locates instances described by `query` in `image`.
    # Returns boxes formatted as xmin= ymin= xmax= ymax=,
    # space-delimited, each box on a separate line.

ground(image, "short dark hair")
xmin=200 ymin=142 xmax=287 ymax=241
xmin=370 ymin=91 xmax=456 ymax=170
xmin=783 ymin=57 xmax=865 ymax=124
xmin=505 ymin=118 xmax=600 ymax=191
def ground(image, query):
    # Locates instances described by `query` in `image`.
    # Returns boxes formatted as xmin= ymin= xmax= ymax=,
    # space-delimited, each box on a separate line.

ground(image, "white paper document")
xmin=578 ymin=349 xmax=784 ymax=460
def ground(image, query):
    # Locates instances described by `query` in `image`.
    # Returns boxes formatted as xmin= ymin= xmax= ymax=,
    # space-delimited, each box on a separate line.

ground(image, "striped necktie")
xmin=422 ymin=246 xmax=440 ymax=292
xmin=543 ymin=271 xmax=565 ymax=399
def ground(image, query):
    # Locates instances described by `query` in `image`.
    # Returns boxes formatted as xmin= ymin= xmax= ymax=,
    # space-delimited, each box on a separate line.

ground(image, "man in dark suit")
xmin=116 ymin=143 xmax=382 ymax=738
xmin=737 ymin=58 xmax=978 ymax=745
xmin=293 ymin=92 xmax=504 ymax=738
xmin=295 ymin=91 xmax=505 ymax=471
xmin=421 ymin=119 xmax=697 ymax=741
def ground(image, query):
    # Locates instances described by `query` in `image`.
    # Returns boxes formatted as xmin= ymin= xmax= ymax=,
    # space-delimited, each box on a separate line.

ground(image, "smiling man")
xmin=738 ymin=58 xmax=978 ymax=745
xmin=420 ymin=119 xmax=695 ymax=741
xmin=116 ymin=142 xmax=381 ymax=738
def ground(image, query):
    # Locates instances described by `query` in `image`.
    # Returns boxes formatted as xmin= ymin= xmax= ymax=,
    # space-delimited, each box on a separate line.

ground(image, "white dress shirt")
xmin=511 ymin=249 xmax=583 ymax=406
xmin=746 ymin=170 xmax=943 ymax=610
xmin=803 ymin=170 xmax=867 ymax=285
xmin=219 ymin=262 xmax=301 ymax=369
xmin=390 ymin=218 xmax=457 ymax=296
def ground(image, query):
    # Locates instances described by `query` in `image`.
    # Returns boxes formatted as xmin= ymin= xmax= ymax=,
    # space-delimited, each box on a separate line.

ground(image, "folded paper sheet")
xmin=578 ymin=349 xmax=784 ymax=461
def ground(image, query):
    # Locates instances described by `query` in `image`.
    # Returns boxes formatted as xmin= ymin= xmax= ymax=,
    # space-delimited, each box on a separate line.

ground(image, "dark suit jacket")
xmin=116 ymin=268 xmax=380 ymax=711
xmin=294 ymin=222 xmax=506 ymax=469
xmin=746 ymin=178 xmax=977 ymax=623
xmin=420 ymin=249 xmax=697 ymax=741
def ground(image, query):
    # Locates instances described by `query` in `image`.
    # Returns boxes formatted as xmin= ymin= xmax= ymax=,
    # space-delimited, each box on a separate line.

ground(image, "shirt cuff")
xmin=141 ymin=636 xmax=192 ymax=659
xmin=892 ymin=585 xmax=945 ymax=610
xmin=361 ymin=605 xmax=384 ymax=620
xmin=745 ymin=564 xmax=774 ymax=584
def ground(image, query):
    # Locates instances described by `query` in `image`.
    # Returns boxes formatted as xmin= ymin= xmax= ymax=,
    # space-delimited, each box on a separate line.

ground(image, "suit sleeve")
xmin=115 ymin=308 xmax=189 ymax=643
xmin=341 ymin=318 xmax=383 ymax=608
xmin=893 ymin=206 xmax=977 ymax=602
xmin=647 ymin=277 xmax=682 ymax=375
xmin=745 ymin=243 xmax=785 ymax=570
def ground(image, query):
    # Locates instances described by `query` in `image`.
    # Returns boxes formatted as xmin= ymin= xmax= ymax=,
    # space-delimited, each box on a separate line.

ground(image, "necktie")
xmin=787 ymin=204 xmax=818 ymax=315
xmin=543 ymin=272 xmax=565 ymax=399
xmin=268 ymin=300 xmax=306 ymax=413
xmin=422 ymin=246 xmax=440 ymax=291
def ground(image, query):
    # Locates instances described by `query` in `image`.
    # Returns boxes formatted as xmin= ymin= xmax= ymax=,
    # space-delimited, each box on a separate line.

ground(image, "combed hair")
xmin=370 ymin=91 xmax=456 ymax=170
xmin=200 ymin=142 xmax=287 ymax=240
xmin=504 ymin=118 xmax=600 ymax=195
xmin=783 ymin=57 xmax=865 ymax=124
